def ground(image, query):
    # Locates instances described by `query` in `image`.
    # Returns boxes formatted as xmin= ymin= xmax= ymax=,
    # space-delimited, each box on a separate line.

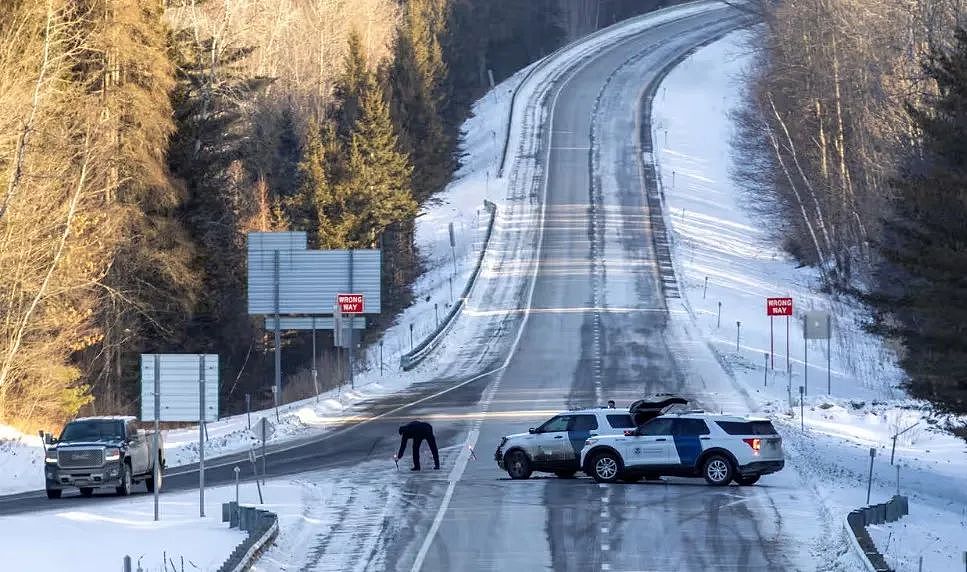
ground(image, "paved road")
xmin=0 ymin=5 xmax=806 ymax=571
xmin=373 ymin=7 xmax=797 ymax=571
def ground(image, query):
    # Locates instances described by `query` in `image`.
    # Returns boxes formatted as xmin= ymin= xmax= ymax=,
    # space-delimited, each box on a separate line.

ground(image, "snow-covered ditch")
xmin=652 ymin=27 xmax=967 ymax=571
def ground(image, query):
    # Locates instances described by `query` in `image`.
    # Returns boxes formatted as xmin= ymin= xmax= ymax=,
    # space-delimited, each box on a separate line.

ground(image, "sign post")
xmin=337 ymin=292 xmax=364 ymax=390
xmin=152 ymin=355 xmax=160 ymax=522
xmin=767 ymin=298 xmax=793 ymax=371
xmin=140 ymin=354 xmax=218 ymax=521
xmin=804 ymin=311 xmax=831 ymax=396
xmin=199 ymin=355 xmax=206 ymax=518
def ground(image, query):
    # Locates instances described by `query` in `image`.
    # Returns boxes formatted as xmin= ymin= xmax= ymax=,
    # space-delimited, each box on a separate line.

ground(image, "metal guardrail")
xmin=399 ymin=200 xmax=497 ymax=371
xmin=843 ymin=495 xmax=909 ymax=572
xmin=218 ymin=503 xmax=279 ymax=572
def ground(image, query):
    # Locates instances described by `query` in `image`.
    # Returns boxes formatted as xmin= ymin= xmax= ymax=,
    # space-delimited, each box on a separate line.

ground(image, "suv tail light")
xmin=743 ymin=438 xmax=761 ymax=454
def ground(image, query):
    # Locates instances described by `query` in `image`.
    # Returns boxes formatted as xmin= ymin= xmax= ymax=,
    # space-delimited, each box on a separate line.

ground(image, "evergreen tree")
xmin=390 ymin=0 xmax=452 ymax=202
xmin=876 ymin=27 xmax=967 ymax=414
xmin=327 ymin=79 xmax=417 ymax=248
xmin=334 ymin=30 xmax=370 ymax=143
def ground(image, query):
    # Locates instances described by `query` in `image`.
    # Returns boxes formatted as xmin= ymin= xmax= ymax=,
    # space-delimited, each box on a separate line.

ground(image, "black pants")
xmin=412 ymin=435 xmax=440 ymax=469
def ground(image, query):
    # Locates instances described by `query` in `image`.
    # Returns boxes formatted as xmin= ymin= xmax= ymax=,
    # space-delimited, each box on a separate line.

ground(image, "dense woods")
xmin=1 ymin=0 xmax=670 ymax=430
xmin=737 ymin=0 xmax=967 ymax=414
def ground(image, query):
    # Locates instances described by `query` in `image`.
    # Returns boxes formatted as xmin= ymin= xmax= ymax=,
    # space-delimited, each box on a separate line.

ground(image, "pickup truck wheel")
xmin=145 ymin=470 xmax=162 ymax=493
xmin=45 ymin=488 xmax=61 ymax=500
xmin=79 ymin=487 xmax=94 ymax=497
xmin=116 ymin=463 xmax=132 ymax=496
xmin=505 ymin=450 xmax=532 ymax=480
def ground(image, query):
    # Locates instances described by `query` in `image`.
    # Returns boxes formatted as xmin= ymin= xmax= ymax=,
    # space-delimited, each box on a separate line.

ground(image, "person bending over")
xmin=397 ymin=420 xmax=440 ymax=471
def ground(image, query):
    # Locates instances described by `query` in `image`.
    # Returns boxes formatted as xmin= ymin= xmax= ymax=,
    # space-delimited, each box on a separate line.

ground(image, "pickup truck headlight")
xmin=45 ymin=450 xmax=58 ymax=464
xmin=104 ymin=447 xmax=121 ymax=462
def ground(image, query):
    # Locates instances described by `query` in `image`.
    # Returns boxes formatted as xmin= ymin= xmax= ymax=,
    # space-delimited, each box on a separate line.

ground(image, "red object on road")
xmin=337 ymin=293 xmax=364 ymax=314
xmin=766 ymin=297 xmax=793 ymax=316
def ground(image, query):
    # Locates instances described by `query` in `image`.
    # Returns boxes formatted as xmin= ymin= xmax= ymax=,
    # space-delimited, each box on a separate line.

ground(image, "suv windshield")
xmin=59 ymin=420 xmax=124 ymax=442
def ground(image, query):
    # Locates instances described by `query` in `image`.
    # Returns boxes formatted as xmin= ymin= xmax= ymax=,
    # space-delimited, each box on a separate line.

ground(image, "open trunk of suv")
xmin=628 ymin=396 xmax=688 ymax=426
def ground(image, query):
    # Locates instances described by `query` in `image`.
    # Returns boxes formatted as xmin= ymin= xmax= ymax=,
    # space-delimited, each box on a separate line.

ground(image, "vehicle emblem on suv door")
xmin=633 ymin=447 xmax=642 ymax=456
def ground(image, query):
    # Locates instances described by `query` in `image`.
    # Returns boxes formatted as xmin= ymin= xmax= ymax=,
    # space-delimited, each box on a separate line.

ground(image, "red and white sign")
xmin=767 ymin=297 xmax=793 ymax=316
xmin=337 ymin=293 xmax=365 ymax=314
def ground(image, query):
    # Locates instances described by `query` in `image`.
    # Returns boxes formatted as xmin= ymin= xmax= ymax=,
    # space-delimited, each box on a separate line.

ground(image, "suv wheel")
xmin=702 ymin=454 xmax=734 ymax=486
xmin=590 ymin=451 xmax=621 ymax=483
xmin=45 ymin=488 xmax=62 ymax=500
xmin=505 ymin=450 xmax=532 ymax=480
xmin=735 ymin=475 xmax=760 ymax=486
xmin=116 ymin=463 xmax=132 ymax=496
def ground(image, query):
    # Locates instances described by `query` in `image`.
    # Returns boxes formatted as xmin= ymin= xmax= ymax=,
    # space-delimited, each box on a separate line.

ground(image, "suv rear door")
xmin=669 ymin=418 xmax=711 ymax=466
xmin=562 ymin=414 xmax=599 ymax=464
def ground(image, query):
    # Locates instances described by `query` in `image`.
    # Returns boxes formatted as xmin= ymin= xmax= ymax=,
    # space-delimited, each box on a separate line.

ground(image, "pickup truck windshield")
xmin=59 ymin=420 xmax=124 ymax=442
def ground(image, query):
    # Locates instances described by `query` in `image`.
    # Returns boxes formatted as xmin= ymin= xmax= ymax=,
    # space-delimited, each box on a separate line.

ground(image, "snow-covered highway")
xmin=4 ymin=2 xmax=966 ymax=571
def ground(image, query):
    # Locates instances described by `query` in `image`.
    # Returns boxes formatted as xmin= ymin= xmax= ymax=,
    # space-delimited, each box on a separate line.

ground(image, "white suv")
xmin=580 ymin=412 xmax=785 ymax=486
xmin=495 ymin=397 xmax=688 ymax=479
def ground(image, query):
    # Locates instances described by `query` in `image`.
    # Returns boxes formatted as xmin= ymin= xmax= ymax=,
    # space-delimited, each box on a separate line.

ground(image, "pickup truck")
xmin=42 ymin=416 xmax=164 ymax=499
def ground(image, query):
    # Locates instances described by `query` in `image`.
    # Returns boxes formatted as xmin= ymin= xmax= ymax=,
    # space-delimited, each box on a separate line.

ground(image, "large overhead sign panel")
xmin=140 ymin=354 xmax=219 ymax=422
xmin=247 ymin=245 xmax=381 ymax=315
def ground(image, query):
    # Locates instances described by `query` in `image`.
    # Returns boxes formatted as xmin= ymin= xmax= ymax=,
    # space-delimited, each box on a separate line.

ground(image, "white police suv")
xmin=580 ymin=411 xmax=784 ymax=485
xmin=494 ymin=397 xmax=687 ymax=479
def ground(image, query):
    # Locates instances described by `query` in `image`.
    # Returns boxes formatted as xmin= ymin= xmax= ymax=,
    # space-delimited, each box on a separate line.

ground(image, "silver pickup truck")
xmin=42 ymin=416 xmax=164 ymax=499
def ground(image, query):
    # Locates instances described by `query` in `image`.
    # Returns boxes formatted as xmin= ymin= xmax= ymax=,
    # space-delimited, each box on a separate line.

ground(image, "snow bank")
xmin=0 ymin=425 xmax=44 ymax=495
xmin=652 ymin=27 xmax=967 ymax=571
xmin=0 ymin=487 xmax=246 ymax=571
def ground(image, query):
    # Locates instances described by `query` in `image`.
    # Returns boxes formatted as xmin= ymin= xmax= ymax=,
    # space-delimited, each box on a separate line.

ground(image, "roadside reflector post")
xmin=866 ymin=447 xmax=876 ymax=505
xmin=272 ymin=385 xmax=279 ymax=423
xmin=311 ymin=317 xmax=319 ymax=402
xmin=703 ymin=276 xmax=708 ymax=299
xmin=245 ymin=394 xmax=251 ymax=430
xmin=763 ymin=353 xmax=769 ymax=387
xmin=717 ymin=302 xmax=722 ymax=329
xmin=234 ymin=466 xmax=240 ymax=506
xmin=410 ymin=323 xmax=414 ymax=350
xmin=896 ymin=463 xmax=900 ymax=496
xmin=827 ymin=313 xmax=832 ymax=396
xmin=736 ymin=321 xmax=741 ymax=352
xmin=799 ymin=386 xmax=805 ymax=432
xmin=435 ymin=303 xmax=439 ymax=328
xmin=379 ymin=341 xmax=384 ymax=376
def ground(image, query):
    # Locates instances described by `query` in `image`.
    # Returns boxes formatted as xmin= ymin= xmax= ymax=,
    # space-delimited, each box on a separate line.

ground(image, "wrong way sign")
xmin=767 ymin=297 xmax=793 ymax=316
xmin=337 ymin=293 xmax=364 ymax=314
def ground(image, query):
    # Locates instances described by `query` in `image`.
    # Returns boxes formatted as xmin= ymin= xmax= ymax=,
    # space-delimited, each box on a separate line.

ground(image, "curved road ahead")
xmin=1 ymin=4 xmax=808 ymax=571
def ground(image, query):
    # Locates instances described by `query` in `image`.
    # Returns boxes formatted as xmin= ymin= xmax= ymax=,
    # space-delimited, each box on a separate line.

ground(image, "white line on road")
xmin=410 ymin=31 xmax=559 ymax=569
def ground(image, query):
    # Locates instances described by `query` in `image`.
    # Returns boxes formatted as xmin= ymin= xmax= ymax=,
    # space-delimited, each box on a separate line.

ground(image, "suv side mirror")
xmin=528 ymin=427 xmax=537 ymax=434
xmin=43 ymin=432 xmax=55 ymax=445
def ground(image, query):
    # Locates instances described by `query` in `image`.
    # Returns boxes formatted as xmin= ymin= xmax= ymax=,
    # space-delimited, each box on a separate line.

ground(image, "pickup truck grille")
xmin=58 ymin=447 xmax=105 ymax=469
